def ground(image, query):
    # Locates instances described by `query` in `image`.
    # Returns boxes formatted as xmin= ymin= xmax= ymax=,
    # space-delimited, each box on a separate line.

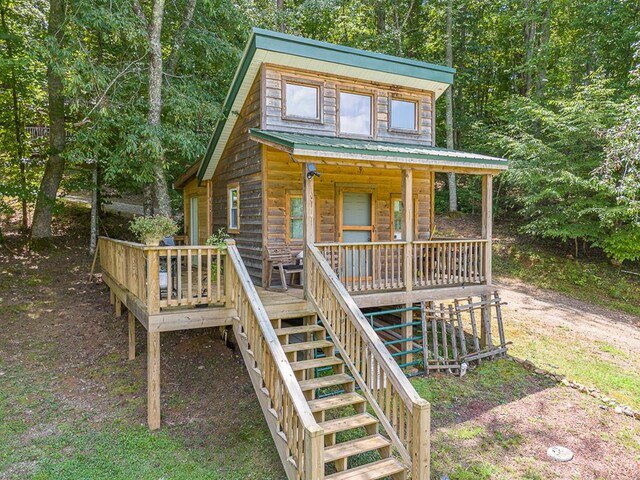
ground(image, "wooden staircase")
xmin=225 ymin=241 xmax=429 ymax=480
xmin=273 ymin=315 xmax=408 ymax=480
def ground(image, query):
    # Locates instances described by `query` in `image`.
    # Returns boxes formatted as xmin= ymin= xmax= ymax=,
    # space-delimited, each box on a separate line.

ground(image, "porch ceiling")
xmin=250 ymin=129 xmax=508 ymax=173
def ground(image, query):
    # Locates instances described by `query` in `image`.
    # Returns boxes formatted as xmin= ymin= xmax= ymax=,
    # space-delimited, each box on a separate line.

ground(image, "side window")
xmin=339 ymin=91 xmax=373 ymax=137
xmin=283 ymin=81 xmax=322 ymax=122
xmin=287 ymin=193 xmax=303 ymax=242
xmin=228 ymin=184 xmax=239 ymax=233
xmin=389 ymin=98 xmax=418 ymax=132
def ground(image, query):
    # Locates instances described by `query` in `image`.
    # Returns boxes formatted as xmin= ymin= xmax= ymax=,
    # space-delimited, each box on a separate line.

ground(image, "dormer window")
xmin=283 ymin=80 xmax=322 ymax=122
xmin=389 ymin=98 xmax=418 ymax=132
xmin=339 ymin=91 xmax=373 ymax=137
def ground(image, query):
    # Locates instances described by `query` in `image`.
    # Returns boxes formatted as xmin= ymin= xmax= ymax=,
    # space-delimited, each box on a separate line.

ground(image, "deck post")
xmin=147 ymin=249 xmax=160 ymax=315
xmin=411 ymin=399 xmax=431 ymax=479
xmin=482 ymin=174 xmax=493 ymax=286
xmin=401 ymin=303 xmax=413 ymax=366
xmin=147 ymin=331 xmax=161 ymax=430
xmin=303 ymin=426 xmax=324 ymax=480
xmin=402 ymin=168 xmax=413 ymax=292
xmin=128 ymin=311 xmax=136 ymax=360
xmin=302 ymin=162 xmax=315 ymax=298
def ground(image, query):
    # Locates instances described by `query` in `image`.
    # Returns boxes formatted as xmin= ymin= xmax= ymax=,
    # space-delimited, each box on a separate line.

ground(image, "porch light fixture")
xmin=306 ymin=163 xmax=320 ymax=179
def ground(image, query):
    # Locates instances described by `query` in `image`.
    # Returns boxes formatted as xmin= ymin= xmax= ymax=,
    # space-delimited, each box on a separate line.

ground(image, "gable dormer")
xmin=197 ymin=28 xmax=455 ymax=181
xmin=262 ymin=65 xmax=436 ymax=145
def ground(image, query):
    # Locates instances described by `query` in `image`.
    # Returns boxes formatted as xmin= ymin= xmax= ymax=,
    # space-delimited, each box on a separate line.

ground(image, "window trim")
xmin=337 ymin=89 xmax=376 ymax=139
xmin=388 ymin=95 xmax=420 ymax=134
xmin=285 ymin=191 xmax=303 ymax=243
xmin=282 ymin=77 xmax=324 ymax=124
xmin=227 ymin=183 xmax=240 ymax=233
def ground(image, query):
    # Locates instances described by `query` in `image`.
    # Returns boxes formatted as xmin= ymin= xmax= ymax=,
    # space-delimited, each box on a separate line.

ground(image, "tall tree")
xmin=445 ymin=0 xmax=457 ymax=212
xmin=31 ymin=0 xmax=66 ymax=241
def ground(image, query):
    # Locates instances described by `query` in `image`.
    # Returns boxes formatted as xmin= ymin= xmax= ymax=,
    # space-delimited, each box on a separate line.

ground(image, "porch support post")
xmin=482 ymin=174 xmax=493 ymax=286
xmin=303 ymin=162 xmax=315 ymax=298
xmin=402 ymin=168 xmax=413 ymax=292
xmin=147 ymin=331 xmax=161 ymax=430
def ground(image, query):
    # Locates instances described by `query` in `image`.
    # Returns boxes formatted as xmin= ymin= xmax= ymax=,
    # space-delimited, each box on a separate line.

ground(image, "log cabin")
xmin=97 ymin=28 xmax=507 ymax=480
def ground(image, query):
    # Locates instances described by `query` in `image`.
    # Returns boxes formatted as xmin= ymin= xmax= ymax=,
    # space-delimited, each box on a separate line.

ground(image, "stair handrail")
xmin=305 ymin=243 xmax=430 ymax=479
xmin=225 ymin=240 xmax=324 ymax=480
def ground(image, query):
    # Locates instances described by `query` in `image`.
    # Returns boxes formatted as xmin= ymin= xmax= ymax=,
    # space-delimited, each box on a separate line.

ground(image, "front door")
xmin=340 ymin=190 xmax=374 ymax=281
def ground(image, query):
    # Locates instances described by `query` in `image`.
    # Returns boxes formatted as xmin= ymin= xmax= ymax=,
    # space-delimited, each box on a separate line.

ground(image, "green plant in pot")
xmin=129 ymin=215 xmax=178 ymax=246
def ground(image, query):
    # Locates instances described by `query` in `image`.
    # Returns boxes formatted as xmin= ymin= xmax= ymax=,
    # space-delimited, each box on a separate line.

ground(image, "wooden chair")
xmin=265 ymin=247 xmax=303 ymax=291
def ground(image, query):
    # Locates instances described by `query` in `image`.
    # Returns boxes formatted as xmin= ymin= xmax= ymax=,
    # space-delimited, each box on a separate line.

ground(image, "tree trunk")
xmin=375 ymin=1 xmax=385 ymax=35
xmin=523 ymin=0 xmax=536 ymax=96
xmin=31 ymin=0 xmax=66 ymax=241
xmin=89 ymin=162 xmax=98 ymax=254
xmin=276 ymin=0 xmax=285 ymax=33
xmin=445 ymin=0 xmax=457 ymax=212
xmin=535 ymin=1 xmax=551 ymax=98
xmin=147 ymin=0 xmax=171 ymax=216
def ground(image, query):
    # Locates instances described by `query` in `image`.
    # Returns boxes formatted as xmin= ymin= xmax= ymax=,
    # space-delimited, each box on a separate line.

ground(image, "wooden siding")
xmin=210 ymin=73 xmax=264 ymax=283
xmin=262 ymin=65 xmax=434 ymax=145
xmin=264 ymin=147 xmax=433 ymax=250
xmin=182 ymin=177 xmax=210 ymax=245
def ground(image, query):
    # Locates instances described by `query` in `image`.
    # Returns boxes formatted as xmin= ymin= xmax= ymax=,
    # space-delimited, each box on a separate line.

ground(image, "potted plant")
xmin=129 ymin=215 xmax=178 ymax=246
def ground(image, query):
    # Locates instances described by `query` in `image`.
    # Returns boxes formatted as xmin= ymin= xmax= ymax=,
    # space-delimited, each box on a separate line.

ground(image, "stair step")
xmin=274 ymin=324 xmax=325 ymax=336
xmin=299 ymin=373 xmax=354 ymax=392
xmin=290 ymin=356 xmax=343 ymax=372
xmin=282 ymin=339 xmax=333 ymax=353
xmin=325 ymin=457 xmax=407 ymax=480
xmin=324 ymin=434 xmax=392 ymax=463
xmin=308 ymin=392 xmax=366 ymax=413
xmin=319 ymin=413 xmax=378 ymax=435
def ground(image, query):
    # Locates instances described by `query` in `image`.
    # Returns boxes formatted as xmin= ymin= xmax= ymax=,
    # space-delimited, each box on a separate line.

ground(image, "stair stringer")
xmin=232 ymin=319 xmax=299 ymax=480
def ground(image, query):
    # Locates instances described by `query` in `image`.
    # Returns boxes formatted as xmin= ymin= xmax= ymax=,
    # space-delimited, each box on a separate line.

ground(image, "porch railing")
xmin=97 ymin=237 xmax=226 ymax=313
xmin=413 ymin=239 xmax=487 ymax=288
xmin=315 ymin=239 xmax=488 ymax=293
xmin=315 ymin=241 xmax=406 ymax=292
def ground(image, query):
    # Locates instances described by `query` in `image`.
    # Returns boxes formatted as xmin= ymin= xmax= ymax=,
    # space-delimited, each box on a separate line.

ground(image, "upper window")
xmin=286 ymin=193 xmax=303 ymax=241
xmin=284 ymin=82 xmax=321 ymax=121
xmin=228 ymin=184 xmax=239 ymax=232
xmin=390 ymin=98 xmax=418 ymax=132
xmin=339 ymin=92 xmax=373 ymax=136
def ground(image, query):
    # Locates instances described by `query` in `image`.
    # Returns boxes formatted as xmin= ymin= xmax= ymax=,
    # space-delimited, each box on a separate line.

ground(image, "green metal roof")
xmin=197 ymin=28 xmax=456 ymax=181
xmin=249 ymin=129 xmax=508 ymax=170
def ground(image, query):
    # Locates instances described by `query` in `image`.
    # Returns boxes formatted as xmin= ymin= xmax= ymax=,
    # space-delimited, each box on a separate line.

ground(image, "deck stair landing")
xmin=272 ymin=315 xmax=408 ymax=479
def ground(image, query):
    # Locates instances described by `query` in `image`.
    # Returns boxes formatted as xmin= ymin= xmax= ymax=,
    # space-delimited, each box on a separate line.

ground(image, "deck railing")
xmin=316 ymin=241 xmax=406 ymax=291
xmin=306 ymin=243 xmax=430 ymax=478
xmin=413 ymin=239 xmax=487 ymax=288
xmin=97 ymin=237 xmax=226 ymax=313
xmin=315 ymin=238 xmax=488 ymax=293
xmin=226 ymin=240 xmax=324 ymax=480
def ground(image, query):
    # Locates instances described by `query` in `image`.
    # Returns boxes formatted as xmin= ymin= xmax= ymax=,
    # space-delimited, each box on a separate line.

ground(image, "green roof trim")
xmin=249 ymin=129 xmax=508 ymax=168
xmin=251 ymin=28 xmax=455 ymax=84
xmin=197 ymin=28 xmax=456 ymax=181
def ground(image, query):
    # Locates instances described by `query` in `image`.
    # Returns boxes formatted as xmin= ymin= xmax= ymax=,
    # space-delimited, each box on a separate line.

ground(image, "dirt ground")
xmin=1 ymin=211 xmax=639 ymax=479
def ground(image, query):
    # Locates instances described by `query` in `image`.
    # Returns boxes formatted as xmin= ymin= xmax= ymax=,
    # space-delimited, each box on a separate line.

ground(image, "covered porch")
xmin=253 ymin=129 xmax=507 ymax=299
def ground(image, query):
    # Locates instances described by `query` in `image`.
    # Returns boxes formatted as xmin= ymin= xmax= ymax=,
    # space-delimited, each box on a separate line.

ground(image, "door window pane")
xmin=339 ymin=92 xmax=372 ymax=136
xmin=289 ymin=196 xmax=303 ymax=240
xmin=342 ymin=192 xmax=372 ymax=226
xmin=390 ymin=99 xmax=417 ymax=131
xmin=285 ymin=83 xmax=319 ymax=119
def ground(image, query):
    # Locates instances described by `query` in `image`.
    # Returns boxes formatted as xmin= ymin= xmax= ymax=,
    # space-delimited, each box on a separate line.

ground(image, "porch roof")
xmin=249 ymin=129 xmax=508 ymax=172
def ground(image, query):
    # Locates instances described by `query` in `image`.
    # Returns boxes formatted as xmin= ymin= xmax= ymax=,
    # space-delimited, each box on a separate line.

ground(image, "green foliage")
xmin=129 ymin=215 xmax=178 ymax=244
xmin=467 ymin=77 xmax=640 ymax=262
xmin=205 ymin=228 xmax=230 ymax=248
